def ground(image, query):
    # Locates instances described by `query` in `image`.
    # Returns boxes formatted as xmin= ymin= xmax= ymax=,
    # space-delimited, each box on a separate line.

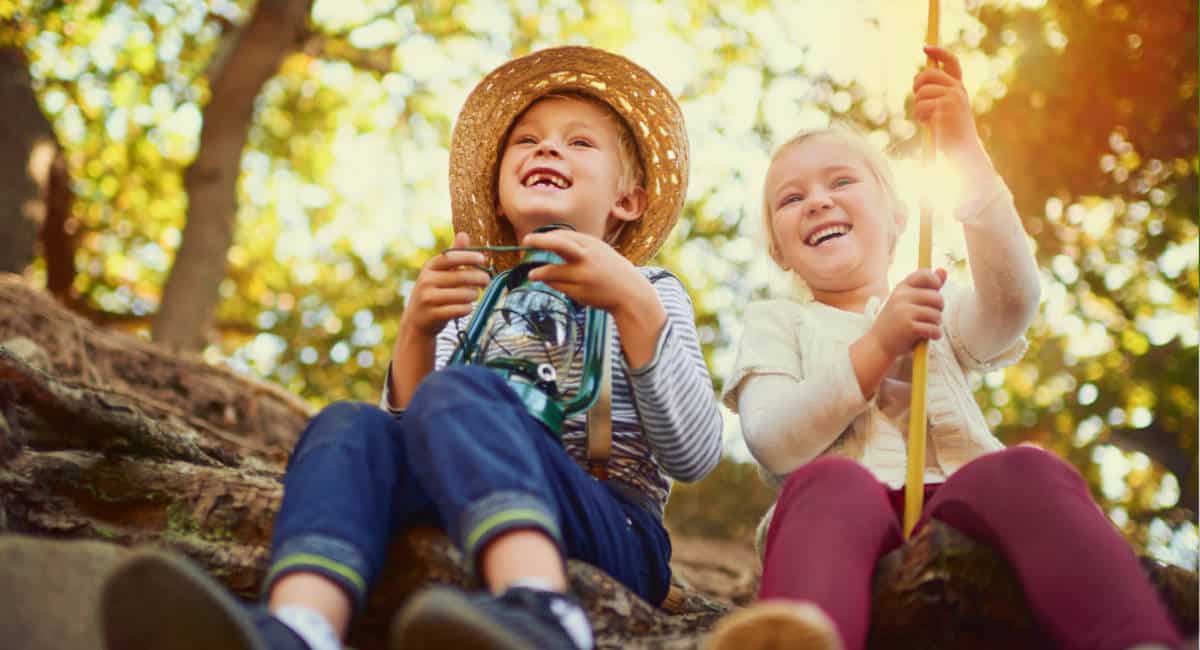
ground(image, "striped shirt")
xmin=383 ymin=266 xmax=723 ymax=518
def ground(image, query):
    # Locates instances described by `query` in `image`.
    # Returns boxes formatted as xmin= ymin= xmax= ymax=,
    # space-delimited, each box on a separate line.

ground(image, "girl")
xmin=708 ymin=46 xmax=1182 ymax=650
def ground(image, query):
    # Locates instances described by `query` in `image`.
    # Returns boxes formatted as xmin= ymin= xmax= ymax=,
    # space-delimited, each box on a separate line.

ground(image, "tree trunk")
xmin=0 ymin=47 xmax=59 ymax=275
xmin=42 ymin=149 xmax=76 ymax=301
xmin=152 ymin=0 xmax=314 ymax=351
xmin=1 ymin=276 xmax=1195 ymax=649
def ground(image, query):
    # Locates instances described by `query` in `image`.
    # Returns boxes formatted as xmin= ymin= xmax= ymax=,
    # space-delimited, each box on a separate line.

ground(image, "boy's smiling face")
xmin=496 ymin=95 xmax=644 ymax=242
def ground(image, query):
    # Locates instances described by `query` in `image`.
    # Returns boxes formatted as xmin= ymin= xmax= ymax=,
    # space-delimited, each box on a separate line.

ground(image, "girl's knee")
xmin=973 ymin=445 xmax=1082 ymax=487
xmin=931 ymin=447 xmax=1103 ymax=542
xmin=947 ymin=446 xmax=1088 ymax=510
xmin=770 ymin=457 xmax=898 ymax=549
xmin=778 ymin=457 xmax=886 ymax=510
xmin=1000 ymin=444 xmax=1068 ymax=466
xmin=782 ymin=456 xmax=875 ymax=491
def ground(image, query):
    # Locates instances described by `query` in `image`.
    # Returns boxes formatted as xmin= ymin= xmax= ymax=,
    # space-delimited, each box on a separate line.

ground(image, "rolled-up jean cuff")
xmin=460 ymin=491 xmax=562 ymax=574
xmin=263 ymin=534 xmax=371 ymax=612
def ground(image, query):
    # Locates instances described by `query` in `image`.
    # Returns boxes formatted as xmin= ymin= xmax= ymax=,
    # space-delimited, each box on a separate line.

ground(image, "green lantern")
xmin=448 ymin=226 xmax=609 ymax=437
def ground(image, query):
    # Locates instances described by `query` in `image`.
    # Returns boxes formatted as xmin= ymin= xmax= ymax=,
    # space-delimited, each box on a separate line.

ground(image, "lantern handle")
xmin=451 ymin=245 xmax=535 ymax=253
xmin=445 ymin=245 xmax=561 ymax=277
xmin=586 ymin=313 xmax=613 ymax=480
xmin=558 ymin=307 xmax=610 ymax=416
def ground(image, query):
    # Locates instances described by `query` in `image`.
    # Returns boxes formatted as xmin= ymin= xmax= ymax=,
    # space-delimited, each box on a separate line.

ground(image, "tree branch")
xmin=299 ymin=31 xmax=395 ymax=75
xmin=1107 ymin=423 xmax=1197 ymax=513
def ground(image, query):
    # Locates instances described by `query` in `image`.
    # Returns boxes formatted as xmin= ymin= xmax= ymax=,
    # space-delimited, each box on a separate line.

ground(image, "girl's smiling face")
xmin=765 ymin=135 xmax=904 ymax=303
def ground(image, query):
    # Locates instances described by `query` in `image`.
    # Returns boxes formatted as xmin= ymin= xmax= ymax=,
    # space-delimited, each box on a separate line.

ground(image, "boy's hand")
xmin=913 ymin=46 xmax=992 ymax=174
xmin=522 ymin=229 xmax=665 ymax=368
xmin=399 ymin=232 xmax=491 ymax=338
xmin=866 ymin=268 xmax=948 ymax=359
xmin=521 ymin=229 xmax=652 ymax=316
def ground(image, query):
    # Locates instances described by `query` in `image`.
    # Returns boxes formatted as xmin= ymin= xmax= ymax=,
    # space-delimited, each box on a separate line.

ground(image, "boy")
xmin=102 ymin=46 xmax=723 ymax=650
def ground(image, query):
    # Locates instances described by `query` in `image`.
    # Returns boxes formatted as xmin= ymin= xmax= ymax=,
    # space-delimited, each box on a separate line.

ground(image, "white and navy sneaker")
xmin=390 ymin=585 xmax=594 ymax=650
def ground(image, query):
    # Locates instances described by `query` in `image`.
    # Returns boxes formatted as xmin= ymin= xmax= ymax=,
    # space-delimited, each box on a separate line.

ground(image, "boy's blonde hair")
xmin=761 ymin=126 xmax=907 ymax=270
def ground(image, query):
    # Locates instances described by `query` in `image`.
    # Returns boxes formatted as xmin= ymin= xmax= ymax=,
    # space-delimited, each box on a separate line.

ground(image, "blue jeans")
xmin=264 ymin=366 xmax=673 ymax=612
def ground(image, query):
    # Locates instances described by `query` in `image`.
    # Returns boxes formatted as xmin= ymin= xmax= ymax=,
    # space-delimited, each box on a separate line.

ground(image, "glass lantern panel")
xmin=474 ymin=283 xmax=585 ymax=400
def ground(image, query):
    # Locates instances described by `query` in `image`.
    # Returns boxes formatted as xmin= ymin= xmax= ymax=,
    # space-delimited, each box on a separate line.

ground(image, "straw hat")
xmin=449 ymin=46 xmax=688 ymax=268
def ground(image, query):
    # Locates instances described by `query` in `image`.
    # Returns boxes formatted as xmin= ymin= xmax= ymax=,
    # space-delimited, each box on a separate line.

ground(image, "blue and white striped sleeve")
xmin=433 ymin=316 xmax=466 ymax=371
xmin=378 ymin=317 xmax=467 ymax=413
xmin=626 ymin=269 xmax=723 ymax=483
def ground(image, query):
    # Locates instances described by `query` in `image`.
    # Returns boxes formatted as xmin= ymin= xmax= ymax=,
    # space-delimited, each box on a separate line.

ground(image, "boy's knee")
xmin=313 ymin=400 xmax=380 ymax=421
xmin=409 ymin=366 xmax=514 ymax=417
xmin=305 ymin=401 xmax=387 ymax=437
xmin=293 ymin=401 xmax=394 ymax=460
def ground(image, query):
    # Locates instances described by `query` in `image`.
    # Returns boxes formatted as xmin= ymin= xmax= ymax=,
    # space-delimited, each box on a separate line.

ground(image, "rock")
xmin=0 ymin=535 xmax=130 ymax=650
xmin=0 ymin=336 xmax=50 ymax=373
xmin=0 ymin=276 xmax=1195 ymax=650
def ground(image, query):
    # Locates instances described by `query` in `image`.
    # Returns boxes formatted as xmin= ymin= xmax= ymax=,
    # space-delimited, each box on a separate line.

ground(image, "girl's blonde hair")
xmin=761 ymin=126 xmax=907 ymax=272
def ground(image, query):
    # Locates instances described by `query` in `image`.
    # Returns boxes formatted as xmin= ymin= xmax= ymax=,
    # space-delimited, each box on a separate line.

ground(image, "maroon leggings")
xmin=759 ymin=446 xmax=1182 ymax=650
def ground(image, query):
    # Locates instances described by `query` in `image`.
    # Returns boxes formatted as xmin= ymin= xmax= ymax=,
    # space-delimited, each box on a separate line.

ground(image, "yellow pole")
xmin=903 ymin=0 xmax=941 ymax=540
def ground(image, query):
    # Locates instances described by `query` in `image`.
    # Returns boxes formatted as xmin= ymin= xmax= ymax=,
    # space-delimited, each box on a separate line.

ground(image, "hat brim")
xmin=449 ymin=46 xmax=688 ymax=268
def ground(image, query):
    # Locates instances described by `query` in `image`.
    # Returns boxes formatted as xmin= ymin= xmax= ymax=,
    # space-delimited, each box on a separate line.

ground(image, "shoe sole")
xmin=390 ymin=587 xmax=536 ymax=650
xmin=704 ymin=601 xmax=843 ymax=650
xmin=102 ymin=549 xmax=267 ymax=650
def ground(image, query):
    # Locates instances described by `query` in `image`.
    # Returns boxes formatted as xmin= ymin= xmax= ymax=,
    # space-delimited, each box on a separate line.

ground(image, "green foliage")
xmin=8 ymin=0 xmax=1196 ymax=567
xmin=665 ymin=457 xmax=777 ymax=542
xmin=970 ymin=0 xmax=1198 ymax=561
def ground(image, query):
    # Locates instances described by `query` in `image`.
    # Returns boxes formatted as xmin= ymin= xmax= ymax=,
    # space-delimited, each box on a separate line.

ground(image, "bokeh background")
xmin=2 ymin=0 xmax=1195 ymax=568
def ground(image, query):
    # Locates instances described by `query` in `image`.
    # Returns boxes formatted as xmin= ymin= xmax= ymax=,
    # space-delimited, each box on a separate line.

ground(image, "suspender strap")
xmin=586 ymin=316 xmax=613 ymax=480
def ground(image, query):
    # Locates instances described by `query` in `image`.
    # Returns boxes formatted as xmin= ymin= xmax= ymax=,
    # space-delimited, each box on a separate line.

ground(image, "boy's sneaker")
xmin=101 ymin=549 xmax=308 ymax=650
xmin=704 ymin=601 xmax=843 ymax=650
xmin=390 ymin=585 xmax=594 ymax=650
